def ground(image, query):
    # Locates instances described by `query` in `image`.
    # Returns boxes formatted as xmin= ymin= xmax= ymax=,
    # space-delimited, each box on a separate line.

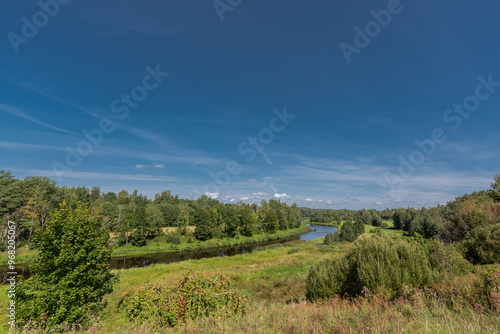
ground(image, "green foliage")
xmin=492 ymin=172 xmax=500 ymax=192
xmin=407 ymin=232 xmax=429 ymax=254
xmin=353 ymin=219 xmax=365 ymax=235
xmin=360 ymin=210 xmax=372 ymax=225
xmin=323 ymin=233 xmax=337 ymax=245
xmin=120 ymin=272 xmax=246 ymax=328
xmin=430 ymin=267 xmax=500 ymax=312
xmin=461 ymin=223 xmax=500 ymax=265
xmin=263 ymin=209 xmax=279 ymax=233
xmin=306 ymin=256 xmax=349 ymax=300
xmin=193 ymin=207 xmax=217 ymax=241
xmin=338 ymin=221 xmax=357 ymax=242
xmin=371 ymin=215 xmax=382 ymax=227
xmin=307 ymin=234 xmax=433 ymax=300
xmin=130 ymin=231 xmax=147 ymax=247
xmin=222 ymin=204 xmax=239 ymax=238
xmin=239 ymin=205 xmax=256 ymax=237
xmin=16 ymin=201 xmax=115 ymax=329
xmin=427 ymin=239 xmax=473 ymax=280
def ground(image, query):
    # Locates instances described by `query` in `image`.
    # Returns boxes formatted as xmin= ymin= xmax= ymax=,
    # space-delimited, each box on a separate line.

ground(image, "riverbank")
xmin=1 ymin=226 xmax=497 ymax=333
xmin=111 ymin=225 xmax=312 ymax=258
xmin=0 ymin=225 xmax=311 ymax=265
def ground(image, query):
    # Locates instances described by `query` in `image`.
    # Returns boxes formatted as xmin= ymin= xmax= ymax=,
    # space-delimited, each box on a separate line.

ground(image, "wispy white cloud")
xmin=0 ymin=103 xmax=78 ymax=135
xmin=135 ymin=164 xmax=165 ymax=169
xmin=14 ymin=169 xmax=177 ymax=182
xmin=18 ymin=82 xmax=106 ymax=119
xmin=0 ymin=141 xmax=63 ymax=151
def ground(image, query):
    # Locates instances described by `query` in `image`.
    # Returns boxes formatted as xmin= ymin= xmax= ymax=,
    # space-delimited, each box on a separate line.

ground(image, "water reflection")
xmin=1 ymin=225 xmax=337 ymax=283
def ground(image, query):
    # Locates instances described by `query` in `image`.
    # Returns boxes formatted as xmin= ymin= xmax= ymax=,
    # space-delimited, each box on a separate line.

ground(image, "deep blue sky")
xmin=1 ymin=0 xmax=499 ymax=209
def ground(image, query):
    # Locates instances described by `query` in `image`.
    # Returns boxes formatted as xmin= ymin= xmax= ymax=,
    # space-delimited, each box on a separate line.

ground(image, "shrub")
xmin=430 ymin=267 xmax=500 ymax=313
xmin=130 ymin=231 xmax=147 ymax=247
xmin=461 ymin=223 xmax=500 ymax=265
xmin=427 ymin=239 xmax=473 ymax=280
xmin=306 ymin=255 xmax=349 ymax=300
xmin=323 ymin=233 xmax=337 ymax=245
xmin=120 ymin=272 xmax=246 ymax=328
xmin=166 ymin=233 xmax=182 ymax=245
xmin=117 ymin=236 xmax=127 ymax=246
xmin=307 ymin=234 xmax=433 ymax=300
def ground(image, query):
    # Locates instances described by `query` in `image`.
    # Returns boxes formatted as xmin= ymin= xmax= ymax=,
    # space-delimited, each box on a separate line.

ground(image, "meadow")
xmin=2 ymin=226 xmax=498 ymax=333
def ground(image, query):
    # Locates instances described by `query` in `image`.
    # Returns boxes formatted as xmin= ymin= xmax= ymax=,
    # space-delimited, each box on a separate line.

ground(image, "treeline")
xmin=0 ymin=170 xmax=302 ymax=249
xmin=307 ymin=172 xmax=500 ymax=303
xmin=301 ymin=207 xmax=391 ymax=227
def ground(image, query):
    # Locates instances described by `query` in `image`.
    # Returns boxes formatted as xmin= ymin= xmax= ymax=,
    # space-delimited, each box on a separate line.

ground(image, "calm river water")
xmin=1 ymin=224 xmax=337 ymax=283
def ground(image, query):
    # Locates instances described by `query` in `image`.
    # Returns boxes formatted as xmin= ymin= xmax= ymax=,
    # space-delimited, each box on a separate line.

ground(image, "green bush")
xmin=461 ymin=223 xmax=500 ymax=265
xmin=120 ymin=271 xmax=246 ymax=328
xmin=166 ymin=233 xmax=182 ymax=245
xmin=307 ymin=234 xmax=433 ymax=300
xmin=117 ymin=236 xmax=127 ymax=246
xmin=130 ymin=231 xmax=147 ymax=247
xmin=430 ymin=267 xmax=500 ymax=312
xmin=306 ymin=255 xmax=349 ymax=300
xmin=323 ymin=233 xmax=337 ymax=245
xmin=427 ymin=239 xmax=473 ymax=280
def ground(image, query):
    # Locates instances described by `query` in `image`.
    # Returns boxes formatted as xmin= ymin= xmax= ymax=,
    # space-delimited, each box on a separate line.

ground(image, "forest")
xmin=1 ymin=171 xmax=499 ymax=333
xmin=0 ymin=170 xmax=302 ymax=251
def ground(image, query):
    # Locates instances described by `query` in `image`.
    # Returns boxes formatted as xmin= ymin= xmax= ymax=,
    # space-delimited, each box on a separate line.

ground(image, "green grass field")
xmin=1 ymin=225 xmax=498 ymax=333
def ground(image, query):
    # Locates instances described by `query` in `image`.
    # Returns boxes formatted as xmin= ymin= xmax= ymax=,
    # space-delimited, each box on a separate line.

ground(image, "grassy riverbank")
xmin=0 ymin=226 xmax=311 ymax=266
xmin=1 ymin=225 xmax=497 ymax=333
xmin=110 ymin=225 xmax=312 ymax=258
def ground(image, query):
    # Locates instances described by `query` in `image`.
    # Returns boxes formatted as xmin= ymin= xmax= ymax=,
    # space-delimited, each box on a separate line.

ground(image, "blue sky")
xmin=1 ymin=0 xmax=499 ymax=209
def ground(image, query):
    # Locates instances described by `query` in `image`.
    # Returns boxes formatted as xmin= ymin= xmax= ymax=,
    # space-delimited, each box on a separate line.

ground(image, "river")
xmin=1 ymin=224 xmax=337 ymax=283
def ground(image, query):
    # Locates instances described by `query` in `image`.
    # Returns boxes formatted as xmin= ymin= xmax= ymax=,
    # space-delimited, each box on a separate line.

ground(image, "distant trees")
xmin=263 ymin=209 xmax=279 ymax=233
xmin=239 ymin=205 xmax=256 ymax=237
xmin=371 ymin=215 xmax=382 ymax=227
xmin=492 ymin=172 xmax=500 ymax=192
xmin=193 ymin=207 xmax=217 ymax=241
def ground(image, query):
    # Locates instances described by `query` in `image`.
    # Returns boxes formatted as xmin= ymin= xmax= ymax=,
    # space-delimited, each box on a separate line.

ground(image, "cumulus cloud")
xmin=253 ymin=192 xmax=269 ymax=196
xmin=305 ymin=198 xmax=315 ymax=202
xmin=240 ymin=197 xmax=249 ymax=201
xmin=274 ymin=193 xmax=291 ymax=199
xmin=205 ymin=192 xmax=219 ymax=199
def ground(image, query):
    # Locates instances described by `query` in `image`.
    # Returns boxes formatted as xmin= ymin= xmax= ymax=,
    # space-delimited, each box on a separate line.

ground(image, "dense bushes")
xmin=308 ymin=234 xmax=433 ymax=300
xmin=430 ymin=267 xmax=500 ymax=313
xmin=120 ymin=272 xmax=246 ymax=328
xmin=427 ymin=239 xmax=473 ymax=280
xmin=461 ymin=223 xmax=500 ymax=264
